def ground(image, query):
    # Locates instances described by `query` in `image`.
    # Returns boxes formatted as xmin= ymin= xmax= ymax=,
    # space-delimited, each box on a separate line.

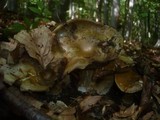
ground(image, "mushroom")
xmin=1 ymin=19 xmax=131 ymax=92
xmin=53 ymin=19 xmax=124 ymax=75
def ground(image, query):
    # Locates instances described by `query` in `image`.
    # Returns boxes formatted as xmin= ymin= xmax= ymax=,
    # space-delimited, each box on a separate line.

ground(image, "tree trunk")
xmin=122 ymin=0 xmax=128 ymax=38
xmin=128 ymin=0 xmax=134 ymax=40
xmin=123 ymin=0 xmax=134 ymax=40
xmin=154 ymin=11 xmax=160 ymax=47
xmin=4 ymin=0 xmax=18 ymax=12
xmin=103 ymin=0 xmax=109 ymax=24
xmin=96 ymin=0 xmax=103 ymax=22
xmin=69 ymin=0 xmax=76 ymax=19
xmin=111 ymin=0 xmax=120 ymax=29
xmin=49 ymin=0 xmax=70 ymax=22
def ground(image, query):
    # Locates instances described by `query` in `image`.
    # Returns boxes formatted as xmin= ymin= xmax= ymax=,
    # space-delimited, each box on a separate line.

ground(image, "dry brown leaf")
xmin=0 ymin=39 xmax=18 ymax=64
xmin=48 ymin=101 xmax=68 ymax=114
xmin=58 ymin=115 xmax=76 ymax=120
xmin=80 ymin=95 xmax=102 ymax=112
xmin=14 ymin=26 xmax=55 ymax=68
xmin=58 ymin=107 xmax=76 ymax=120
xmin=114 ymin=104 xmax=138 ymax=118
xmin=46 ymin=101 xmax=76 ymax=120
xmin=142 ymin=111 xmax=154 ymax=120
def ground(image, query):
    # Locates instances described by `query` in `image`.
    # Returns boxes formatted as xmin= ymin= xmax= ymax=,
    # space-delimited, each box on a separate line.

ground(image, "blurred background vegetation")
xmin=0 ymin=0 xmax=160 ymax=46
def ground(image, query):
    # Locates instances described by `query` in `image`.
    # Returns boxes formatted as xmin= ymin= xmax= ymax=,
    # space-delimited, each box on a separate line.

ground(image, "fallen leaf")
xmin=58 ymin=107 xmax=76 ymax=120
xmin=14 ymin=26 xmax=55 ymax=68
xmin=142 ymin=111 xmax=154 ymax=120
xmin=48 ymin=101 xmax=68 ymax=114
xmin=114 ymin=104 xmax=138 ymax=118
xmin=80 ymin=95 xmax=102 ymax=112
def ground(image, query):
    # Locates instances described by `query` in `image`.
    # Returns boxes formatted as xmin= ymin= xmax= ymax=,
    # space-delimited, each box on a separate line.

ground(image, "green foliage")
xmin=8 ymin=23 xmax=26 ymax=33
xmin=2 ymin=0 xmax=160 ymax=46
xmin=28 ymin=0 xmax=52 ymax=21
xmin=4 ymin=0 xmax=52 ymax=38
xmin=28 ymin=7 xmax=41 ymax=15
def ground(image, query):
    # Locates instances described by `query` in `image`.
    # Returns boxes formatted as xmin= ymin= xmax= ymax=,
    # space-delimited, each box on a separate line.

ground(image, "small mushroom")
xmin=115 ymin=69 xmax=143 ymax=93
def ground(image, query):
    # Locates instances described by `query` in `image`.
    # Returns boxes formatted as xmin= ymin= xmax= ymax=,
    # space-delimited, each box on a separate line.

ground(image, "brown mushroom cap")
xmin=54 ymin=19 xmax=124 ymax=75
xmin=115 ymin=69 xmax=143 ymax=93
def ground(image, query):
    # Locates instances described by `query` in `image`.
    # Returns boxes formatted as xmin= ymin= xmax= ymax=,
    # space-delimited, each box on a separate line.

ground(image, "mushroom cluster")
xmin=0 ymin=19 xmax=143 ymax=94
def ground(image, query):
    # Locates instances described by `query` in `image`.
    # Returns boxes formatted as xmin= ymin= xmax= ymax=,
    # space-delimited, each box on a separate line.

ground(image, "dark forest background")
xmin=0 ymin=0 xmax=160 ymax=46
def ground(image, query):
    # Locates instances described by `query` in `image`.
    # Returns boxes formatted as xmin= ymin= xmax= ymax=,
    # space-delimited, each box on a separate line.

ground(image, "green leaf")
xmin=41 ymin=18 xmax=50 ymax=22
xmin=31 ymin=21 xmax=40 ymax=29
xmin=24 ymin=17 xmax=32 ymax=29
xmin=9 ymin=23 xmax=26 ymax=33
xmin=37 ymin=0 xmax=44 ymax=10
xmin=141 ymin=12 xmax=148 ymax=17
xmin=43 ymin=9 xmax=52 ymax=18
xmin=34 ymin=17 xmax=41 ymax=22
xmin=29 ymin=7 xmax=41 ymax=15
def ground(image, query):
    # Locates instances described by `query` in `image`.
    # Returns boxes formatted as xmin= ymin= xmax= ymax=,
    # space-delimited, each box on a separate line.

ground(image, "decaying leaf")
xmin=0 ymin=39 xmax=19 ymax=64
xmin=142 ymin=111 xmax=154 ymax=120
xmin=115 ymin=69 xmax=143 ymax=93
xmin=153 ymin=84 xmax=160 ymax=105
xmin=47 ymin=101 xmax=76 ymax=120
xmin=58 ymin=107 xmax=76 ymax=120
xmin=14 ymin=26 xmax=56 ymax=69
xmin=79 ymin=95 xmax=102 ymax=112
xmin=113 ymin=104 xmax=138 ymax=118
xmin=48 ymin=101 xmax=68 ymax=113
